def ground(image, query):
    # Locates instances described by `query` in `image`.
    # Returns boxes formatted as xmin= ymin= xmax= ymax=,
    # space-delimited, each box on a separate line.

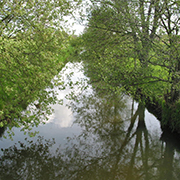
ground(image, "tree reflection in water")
xmin=1 ymin=89 xmax=180 ymax=180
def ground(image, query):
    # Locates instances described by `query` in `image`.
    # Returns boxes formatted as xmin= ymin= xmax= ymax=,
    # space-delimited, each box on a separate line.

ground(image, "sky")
xmin=63 ymin=1 xmax=88 ymax=35
xmin=69 ymin=20 xmax=85 ymax=35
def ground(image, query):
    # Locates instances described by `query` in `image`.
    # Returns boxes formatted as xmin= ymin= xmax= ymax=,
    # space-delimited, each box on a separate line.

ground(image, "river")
xmin=0 ymin=62 xmax=180 ymax=180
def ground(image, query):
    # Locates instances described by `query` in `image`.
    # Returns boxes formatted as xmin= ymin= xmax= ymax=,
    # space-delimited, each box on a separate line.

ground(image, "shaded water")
xmin=0 ymin=62 xmax=180 ymax=180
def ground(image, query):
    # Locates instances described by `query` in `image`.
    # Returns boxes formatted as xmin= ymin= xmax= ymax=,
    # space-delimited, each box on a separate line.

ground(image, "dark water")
xmin=0 ymin=62 xmax=180 ymax=180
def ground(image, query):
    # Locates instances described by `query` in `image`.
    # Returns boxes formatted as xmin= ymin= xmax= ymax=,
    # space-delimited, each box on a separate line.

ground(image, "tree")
xmin=81 ymin=0 xmax=180 ymax=131
xmin=0 ymin=0 xmax=82 ymax=131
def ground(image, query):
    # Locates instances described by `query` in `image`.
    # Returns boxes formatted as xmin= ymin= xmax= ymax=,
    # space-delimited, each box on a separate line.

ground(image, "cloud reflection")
xmin=47 ymin=103 xmax=73 ymax=128
xmin=45 ymin=62 xmax=87 ymax=128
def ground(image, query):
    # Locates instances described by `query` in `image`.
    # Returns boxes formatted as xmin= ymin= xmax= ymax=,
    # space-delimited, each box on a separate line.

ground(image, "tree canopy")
xmin=81 ymin=0 xmax=180 ymax=131
xmin=0 ymin=0 xmax=82 ymax=132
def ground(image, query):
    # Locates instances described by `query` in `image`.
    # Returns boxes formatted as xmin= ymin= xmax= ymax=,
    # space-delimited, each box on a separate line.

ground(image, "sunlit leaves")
xmin=82 ymin=0 xmax=180 ymax=101
xmin=0 ymin=0 xmax=83 ymax=134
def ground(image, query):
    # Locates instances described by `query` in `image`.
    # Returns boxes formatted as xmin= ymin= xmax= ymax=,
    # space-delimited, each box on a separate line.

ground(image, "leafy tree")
xmin=0 ymin=0 xmax=82 ymax=130
xmin=81 ymin=0 xmax=180 ymax=131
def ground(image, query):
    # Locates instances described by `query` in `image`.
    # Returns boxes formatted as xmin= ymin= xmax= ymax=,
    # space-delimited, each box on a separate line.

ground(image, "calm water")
xmin=0 ymin=62 xmax=180 ymax=180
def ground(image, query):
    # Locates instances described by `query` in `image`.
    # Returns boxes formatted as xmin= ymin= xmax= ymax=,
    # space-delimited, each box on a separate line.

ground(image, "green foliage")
xmin=67 ymin=35 xmax=84 ymax=62
xmin=162 ymin=101 xmax=180 ymax=132
xmin=80 ymin=0 xmax=180 ymax=132
xmin=0 ymin=0 xmax=83 ymax=133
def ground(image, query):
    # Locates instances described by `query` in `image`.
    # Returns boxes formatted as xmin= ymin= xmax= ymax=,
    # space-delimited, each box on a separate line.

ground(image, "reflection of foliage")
xmin=71 ymin=93 xmax=129 ymax=136
xmin=64 ymin=81 xmax=180 ymax=179
xmin=1 ymin=110 xmax=180 ymax=180
xmin=0 ymin=137 xmax=62 ymax=180
xmin=1 ymin=68 xmax=180 ymax=179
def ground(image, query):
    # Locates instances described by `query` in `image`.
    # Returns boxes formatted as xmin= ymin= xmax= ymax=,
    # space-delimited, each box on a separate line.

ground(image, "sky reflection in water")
xmin=0 ymin=62 xmax=180 ymax=180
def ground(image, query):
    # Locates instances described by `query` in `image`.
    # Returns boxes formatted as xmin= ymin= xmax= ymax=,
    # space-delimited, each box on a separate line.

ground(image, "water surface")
xmin=0 ymin=62 xmax=180 ymax=180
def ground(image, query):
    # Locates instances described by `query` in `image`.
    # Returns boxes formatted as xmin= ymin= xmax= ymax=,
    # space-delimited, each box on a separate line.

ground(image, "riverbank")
xmin=133 ymin=88 xmax=180 ymax=134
